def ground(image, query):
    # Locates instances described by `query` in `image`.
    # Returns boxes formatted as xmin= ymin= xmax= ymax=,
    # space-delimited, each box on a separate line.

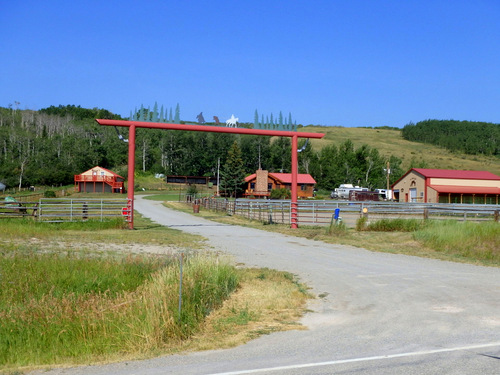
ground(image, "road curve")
xmin=32 ymin=197 xmax=500 ymax=375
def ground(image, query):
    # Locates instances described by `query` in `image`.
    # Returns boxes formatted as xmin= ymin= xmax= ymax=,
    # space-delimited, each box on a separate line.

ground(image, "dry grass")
xmin=174 ymin=268 xmax=309 ymax=353
xmin=300 ymin=125 xmax=500 ymax=175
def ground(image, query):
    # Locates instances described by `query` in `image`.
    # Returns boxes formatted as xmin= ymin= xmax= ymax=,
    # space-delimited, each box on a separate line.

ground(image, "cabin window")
xmin=268 ymin=183 xmax=272 ymax=191
xmin=250 ymin=182 xmax=255 ymax=190
xmin=301 ymin=184 xmax=307 ymax=191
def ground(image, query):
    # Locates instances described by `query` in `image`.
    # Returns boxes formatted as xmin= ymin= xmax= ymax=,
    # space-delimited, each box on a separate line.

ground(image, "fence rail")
xmin=0 ymin=198 xmax=130 ymax=223
xmin=38 ymin=198 xmax=130 ymax=222
xmin=0 ymin=201 xmax=39 ymax=218
xmin=194 ymin=198 xmax=500 ymax=226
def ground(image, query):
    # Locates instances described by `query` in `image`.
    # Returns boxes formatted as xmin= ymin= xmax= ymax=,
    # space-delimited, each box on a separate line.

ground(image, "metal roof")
xmin=245 ymin=173 xmax=316 ymax=184
xmin=413 ymin=168 xmax=500 ymax=180
xmin=429 ymin=185 xmax=500 ymax=194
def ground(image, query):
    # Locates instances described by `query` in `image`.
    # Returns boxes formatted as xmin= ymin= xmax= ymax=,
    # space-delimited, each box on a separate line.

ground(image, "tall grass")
xmin=364 ymin=218 xmax=427 ymax=232
xmin=0 ymin=252 xmax=238 ymax=367
xmin=413 ymin=220 xmax=500 ymax=263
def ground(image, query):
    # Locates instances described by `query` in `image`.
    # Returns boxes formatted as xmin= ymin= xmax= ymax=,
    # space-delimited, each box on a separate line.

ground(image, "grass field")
xmin=0 ymin=218 xmax=310 ymax=372
xmin=299 ymin=125 xmax=500 ymax=175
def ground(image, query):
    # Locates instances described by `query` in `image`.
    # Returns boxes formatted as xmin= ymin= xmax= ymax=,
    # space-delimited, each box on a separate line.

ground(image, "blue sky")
xmin=1 ymin=0 xmax=499 ymax=127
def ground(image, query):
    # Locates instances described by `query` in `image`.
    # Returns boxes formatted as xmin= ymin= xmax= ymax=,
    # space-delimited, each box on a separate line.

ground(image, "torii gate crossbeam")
xmin=96 ymin=119 xmax=324 ymax=229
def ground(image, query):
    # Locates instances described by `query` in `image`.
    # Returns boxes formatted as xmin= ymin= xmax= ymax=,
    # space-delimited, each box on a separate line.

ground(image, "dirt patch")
xmin=8 ymin=238 xmax=200 ymax=257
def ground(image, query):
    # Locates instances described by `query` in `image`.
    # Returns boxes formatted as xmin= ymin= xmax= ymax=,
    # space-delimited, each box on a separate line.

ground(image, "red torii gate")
xmin=96 ymin=119 xmax=325 ymax=229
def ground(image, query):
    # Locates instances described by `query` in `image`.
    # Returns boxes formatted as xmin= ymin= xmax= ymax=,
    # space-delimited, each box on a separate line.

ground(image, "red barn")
xmin=392 ymin=168 xmax=500 ymax=204
xmin=74 ymin=166 xmax=125 ymax=194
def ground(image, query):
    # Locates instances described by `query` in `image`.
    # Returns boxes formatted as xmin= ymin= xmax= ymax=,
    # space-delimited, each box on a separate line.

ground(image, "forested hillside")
xmin=0 ymin=105 xmax=407 ymax=192
xmin=402 ymin=119 xmax=500 ymax=156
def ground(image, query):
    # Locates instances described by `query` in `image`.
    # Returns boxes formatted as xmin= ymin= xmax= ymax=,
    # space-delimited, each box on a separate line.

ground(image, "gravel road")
xmin=31 ymin=196 xmax=500 ymax=375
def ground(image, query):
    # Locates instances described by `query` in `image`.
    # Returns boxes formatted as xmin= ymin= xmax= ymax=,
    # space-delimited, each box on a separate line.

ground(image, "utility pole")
xmin=216 ymin=158 xmax=220 ymax=197
xmin=386 ymin=161 xmax=391 ymax=191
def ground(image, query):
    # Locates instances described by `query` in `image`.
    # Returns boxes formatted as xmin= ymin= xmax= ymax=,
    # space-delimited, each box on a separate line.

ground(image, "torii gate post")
xmin=96 ymin=119 xmax=324 ymax=229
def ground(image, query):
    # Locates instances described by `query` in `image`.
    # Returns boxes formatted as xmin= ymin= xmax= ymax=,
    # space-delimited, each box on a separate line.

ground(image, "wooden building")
xmin=244 ymin=170 xmax=316 ymax=198
xmin=392 ymin=168 xmax=500 ymax=204
xmin=74 ymin=166 xmax=125 ymax=194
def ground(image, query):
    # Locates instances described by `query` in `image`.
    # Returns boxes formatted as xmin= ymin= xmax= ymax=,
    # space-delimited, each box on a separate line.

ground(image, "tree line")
xmin=0 ymin=105 xmax=404 ymax=194
xmin=402 ymin=119 xmax=500 ymax=156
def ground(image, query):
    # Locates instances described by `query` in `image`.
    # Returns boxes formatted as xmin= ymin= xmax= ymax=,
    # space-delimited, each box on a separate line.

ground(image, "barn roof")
xmin=429 ymin=185 xmax=500 ymax=195
xmin=412 ymin=168 xmax=500 ymax=180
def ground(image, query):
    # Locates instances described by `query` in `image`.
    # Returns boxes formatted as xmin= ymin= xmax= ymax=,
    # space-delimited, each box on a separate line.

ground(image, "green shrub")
xmin=43 ymin=190 xmax=56 ymax=198
xmin=187 ymin=184 xmax=198 ymax=196
xmin=270 ymin=188 xmax=290 ymax=199
xmin=356 ymin=216 xmax=368 ymax=231
xmin=327 ymin=220 xmax=348 ymax=236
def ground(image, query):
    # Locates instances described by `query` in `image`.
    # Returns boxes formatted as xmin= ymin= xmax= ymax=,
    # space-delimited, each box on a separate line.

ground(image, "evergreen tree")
xmin=174 ymin=103 xmax=180 ymax=123
xmin=220 ymin=141 xmax=246 ymax=197
xmin=152 ymin=102 xmax=158 ymax=122
xmin=254 ymin=109 xmax=259 ymax=129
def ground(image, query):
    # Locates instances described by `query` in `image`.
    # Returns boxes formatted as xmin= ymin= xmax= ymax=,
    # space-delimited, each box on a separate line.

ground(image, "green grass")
xmin=413 ymin=220 xmax=500 ymax=263
xmin=0 ymin=251 xmax=238 ymax=368
xmin=0 ymin=214 xmax=310 ymax=371
xmin=364 ymin=218 xmax=427 ymax=232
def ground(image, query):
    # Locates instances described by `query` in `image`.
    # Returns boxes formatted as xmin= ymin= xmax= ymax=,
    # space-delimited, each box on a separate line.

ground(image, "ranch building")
xmin=74 ymin=166 xmax=125 ymax=194
xmin=244 ymin=169 xmax=316 ymax=199
xmin=391 ymin=168 xmax=500 ymax=204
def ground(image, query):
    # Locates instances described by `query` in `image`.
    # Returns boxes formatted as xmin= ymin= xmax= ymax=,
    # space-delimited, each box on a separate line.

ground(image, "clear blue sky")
xmin=1 ymin=0 xmax=499 ymax=127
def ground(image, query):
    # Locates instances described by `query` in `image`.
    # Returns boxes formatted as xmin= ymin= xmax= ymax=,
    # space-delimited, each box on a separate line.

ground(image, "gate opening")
xmin=96 ymin=119 xmax=324 ymax=229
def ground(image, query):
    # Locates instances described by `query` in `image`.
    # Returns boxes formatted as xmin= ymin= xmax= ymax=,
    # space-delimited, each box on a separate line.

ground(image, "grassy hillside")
xmin=300 ymin=125 xmax=500 ymax=176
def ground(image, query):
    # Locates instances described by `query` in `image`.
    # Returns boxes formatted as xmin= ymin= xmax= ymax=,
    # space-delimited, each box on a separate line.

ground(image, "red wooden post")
xmin=127 ymin=124 xmax=136 ymax=230
xmin=291 ymin=135 xmax=298 ymax=229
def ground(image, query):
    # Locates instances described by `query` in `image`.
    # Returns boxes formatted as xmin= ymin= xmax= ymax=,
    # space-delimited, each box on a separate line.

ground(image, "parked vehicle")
xmin=375 ymin=188 xmax=393 ymax=200
xmin=332 ymin=184 xmax=368 ymax=199
xmin=349 ymin=190 xmax=380 ymax=201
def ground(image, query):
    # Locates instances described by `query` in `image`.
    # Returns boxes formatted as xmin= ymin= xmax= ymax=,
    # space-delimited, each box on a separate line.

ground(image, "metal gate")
xmin=37 ymin=198 xmax=130 ymax=222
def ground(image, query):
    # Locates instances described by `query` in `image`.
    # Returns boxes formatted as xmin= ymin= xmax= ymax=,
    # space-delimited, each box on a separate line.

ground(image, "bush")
xmin=43 ymin=190 xmax=56 ymax=198
xmin=187 ymin=184 xmax=198 ymax=196
xmin=270 ymin=188 xmax=290 ymax=199
xmin=356 ymin=216 xmax=368 ymax=231
xmin=327 ymin=220 xmax=348 ymax=236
